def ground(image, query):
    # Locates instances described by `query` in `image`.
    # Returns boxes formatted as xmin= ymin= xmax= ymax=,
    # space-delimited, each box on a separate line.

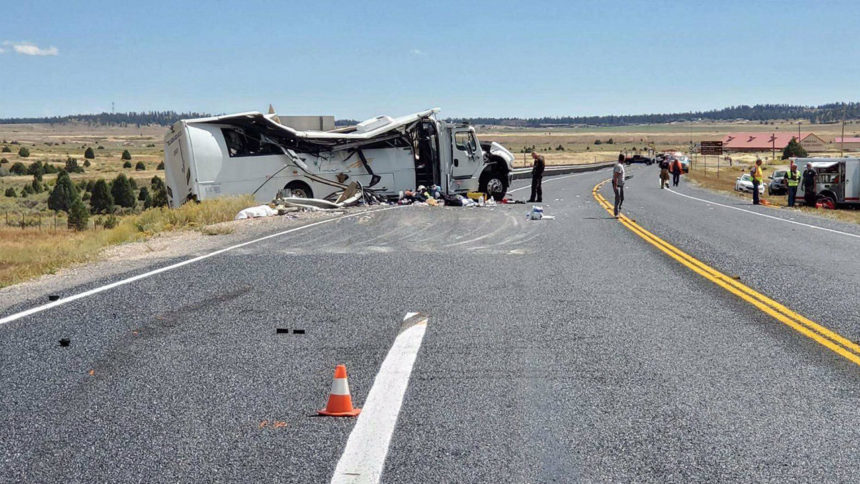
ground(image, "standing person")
xmin=613 ymin=154 xmax=626 ymax=217
xmin=802 ymin=163 xmax=817 ymax=207
xmin=659 ymin=158 xmax=670 ymax=189
xmin=528 ymin=151 xmax=545 ymax=203
xmin=671 ymin=158 xmax=682 ymax=187
xmin=751 ymin=159 xmax=763 ymax=205
xmin=785 ymin=162 xmax=800 ymax=207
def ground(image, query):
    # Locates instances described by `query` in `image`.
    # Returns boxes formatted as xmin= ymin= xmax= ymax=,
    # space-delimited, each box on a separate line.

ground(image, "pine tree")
xmin=67 ymin=198 xmax=89 ymax=231
xmin=110 ymin=173 xmax=136 ymax=208
xmin=31 ymin=176 xmax=43 ymax=193
xmin=48 ymin=171 xmax=80 ymax=212
xmin=121 ymin=149 xmax=132 ymax=160
xmin=18 ymin=147 xmax=30 ymax=157
xmin=782 ymin=137 xmax=808 ymax=159
xmin=135 ymin=161 xmax=146 ymax=171
xmin=150 ymin=176 xmax=168 ymax=207
xmin=138 ymin=186 xmax=153 ymax=208
xmin=84 ymin=147 xmax=95 ymax=159
xmin=4 ymin=187 xmax=16 ymax=197
xmin=10 ymin=162 xmax=27 ymax=175
xmin=90 ymin=179 xmax=113 ymax=214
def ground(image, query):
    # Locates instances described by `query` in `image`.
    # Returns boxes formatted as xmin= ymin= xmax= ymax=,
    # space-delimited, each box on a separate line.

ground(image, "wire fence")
xmin=2 ymin=210 xmax=111 ymax=231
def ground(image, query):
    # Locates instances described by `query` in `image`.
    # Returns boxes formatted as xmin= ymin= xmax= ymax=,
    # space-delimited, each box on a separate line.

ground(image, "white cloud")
xmin=2 ymin=41 xmax=59 ymax=56
xmin=410 ymin=49 xmax=426 ymax=56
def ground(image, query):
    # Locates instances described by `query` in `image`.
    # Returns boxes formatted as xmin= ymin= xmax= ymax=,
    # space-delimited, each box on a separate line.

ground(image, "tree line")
xmin=450 ymin=102 xmax=860 ymax=127
xmin=4 ymin=102 xmax=859 ymax=129
xmin=0 ymin=111 xmax=211 ymax=127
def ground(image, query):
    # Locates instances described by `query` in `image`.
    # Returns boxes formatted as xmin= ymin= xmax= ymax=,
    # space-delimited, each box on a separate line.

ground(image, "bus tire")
xmin=285 ymin=181 xmax=313 ymax=199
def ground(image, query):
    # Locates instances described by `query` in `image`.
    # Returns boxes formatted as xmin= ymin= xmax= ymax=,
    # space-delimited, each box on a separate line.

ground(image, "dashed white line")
xmin=0 ymin=207 xmax=399 ymax=327
xmin=330 ymin=313 xmax=428 ymax=484
xmin=666 ymin=188 xmax=860 ymax=240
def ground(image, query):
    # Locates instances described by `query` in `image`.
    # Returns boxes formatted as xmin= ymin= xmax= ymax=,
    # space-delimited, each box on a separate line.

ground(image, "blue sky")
xmin=1 ymin=0 xmax=858 ymax=120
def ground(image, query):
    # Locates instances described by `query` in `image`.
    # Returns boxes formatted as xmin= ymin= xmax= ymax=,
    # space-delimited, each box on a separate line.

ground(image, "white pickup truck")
xmin=163 ymin=108 xmax=515 ymax=207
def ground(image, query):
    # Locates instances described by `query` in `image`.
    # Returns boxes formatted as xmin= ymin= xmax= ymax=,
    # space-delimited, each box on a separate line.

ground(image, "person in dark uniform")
xmin=802 ymin=163 xmax=817 ymax=207
xmin=528 ymin=151 xmax=545 ymax=203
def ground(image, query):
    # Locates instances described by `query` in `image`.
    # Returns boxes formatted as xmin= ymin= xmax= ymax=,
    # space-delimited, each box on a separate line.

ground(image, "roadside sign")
xmin=701 ymin=141 xmax=723 ymax=155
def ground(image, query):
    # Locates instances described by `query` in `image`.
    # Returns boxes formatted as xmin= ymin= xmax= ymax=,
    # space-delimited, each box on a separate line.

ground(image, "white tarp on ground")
xmin=235 ymin=205 xmax=277 ymax=220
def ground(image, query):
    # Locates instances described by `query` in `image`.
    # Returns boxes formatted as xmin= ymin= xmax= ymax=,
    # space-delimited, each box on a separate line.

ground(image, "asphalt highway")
xmin=1 ymin=165 xmax=859 ymax=482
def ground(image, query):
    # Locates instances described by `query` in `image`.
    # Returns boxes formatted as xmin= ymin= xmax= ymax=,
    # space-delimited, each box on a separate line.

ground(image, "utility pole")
xmin=841 ymin=105 xmax=846 ymax=157
xmin=772 ymin=134 xmax=775 ymax=162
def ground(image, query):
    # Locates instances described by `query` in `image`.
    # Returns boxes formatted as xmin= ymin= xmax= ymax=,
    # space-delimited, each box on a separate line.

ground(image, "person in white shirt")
xmin=612 ymin=154 xmax=626 ymax=217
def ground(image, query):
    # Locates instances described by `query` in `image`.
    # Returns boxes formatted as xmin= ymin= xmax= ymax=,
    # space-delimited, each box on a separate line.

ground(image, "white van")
xmin=795 ymin=157 xmax=860 ymax=207
xmin=163 ymin=108 xmax=515 ymax=207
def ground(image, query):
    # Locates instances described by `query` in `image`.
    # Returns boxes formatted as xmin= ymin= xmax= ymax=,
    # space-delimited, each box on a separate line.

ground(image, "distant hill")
xmin=3 ymin=102 xmax=858 ymax=128
xmin=451 ymin=102 xmax=860 ymax=127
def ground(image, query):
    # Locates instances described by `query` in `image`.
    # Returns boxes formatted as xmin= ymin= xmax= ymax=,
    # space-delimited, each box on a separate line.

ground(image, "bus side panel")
xmin=164 ymin=123 xmax=193 ymax=208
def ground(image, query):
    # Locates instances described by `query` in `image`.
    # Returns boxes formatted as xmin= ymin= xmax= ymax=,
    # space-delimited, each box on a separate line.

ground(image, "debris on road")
xmin=48 ymin=294 xmax=60 ymax=301
xmin=526 ymin=206 xmax=555 ymax=220
xmin=59 ymin=338 xmax=70 ymax=347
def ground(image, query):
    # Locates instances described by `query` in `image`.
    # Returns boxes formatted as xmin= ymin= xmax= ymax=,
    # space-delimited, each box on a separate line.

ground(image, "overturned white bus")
xmin=162 ymin=108 xmax=515 ymax=208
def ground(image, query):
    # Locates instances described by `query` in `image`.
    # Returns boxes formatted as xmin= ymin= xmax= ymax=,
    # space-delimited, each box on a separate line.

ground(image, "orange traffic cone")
xmin=318 ymin=364 xmax=361 ymax=417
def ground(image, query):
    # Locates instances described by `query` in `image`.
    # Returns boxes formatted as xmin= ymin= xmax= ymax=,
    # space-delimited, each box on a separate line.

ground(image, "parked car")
xmin=625 ymin=155 xmax=653 ymax=165
xmin=767 ymin=170 xmax=787 ymax=195
xmin=735 ymin=173 xmax=765 ymax=194
xmin=678 ymin=155 xmax=690 ymax=173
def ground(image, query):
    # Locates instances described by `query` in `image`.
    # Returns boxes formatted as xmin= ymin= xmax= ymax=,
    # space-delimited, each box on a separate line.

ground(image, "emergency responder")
xmin=785 ymin=162 xmax=800 ymax=207
xmin=528 ymin=151 xmax=545 ymax=203
xmin=752 ymin=159 xmax=763 ymax=205
xmin=802 ymin=163 xmax=817 ymax=207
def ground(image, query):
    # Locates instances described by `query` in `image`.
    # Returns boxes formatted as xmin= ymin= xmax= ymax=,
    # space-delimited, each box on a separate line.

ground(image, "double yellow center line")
xmin=593 ymin=180 xmax=860 ymax=367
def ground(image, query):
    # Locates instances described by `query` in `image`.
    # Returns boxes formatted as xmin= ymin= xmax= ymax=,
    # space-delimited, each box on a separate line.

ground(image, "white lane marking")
xmin=666 ymin=188 xmax=860 ymax=240
xmin=331 ymin=313 xmax=428 ymax=484
xmin=0 ymin=207 xmax=399 ymax=327
xmin=508 ymin=172 xmax=588 ymax=193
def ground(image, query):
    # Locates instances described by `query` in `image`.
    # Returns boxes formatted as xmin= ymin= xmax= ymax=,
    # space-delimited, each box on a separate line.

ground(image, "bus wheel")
xmin=285 ymin=182 xmax=313 ymax=199
xmin=480 ymin=171 xmax=508 ymax=201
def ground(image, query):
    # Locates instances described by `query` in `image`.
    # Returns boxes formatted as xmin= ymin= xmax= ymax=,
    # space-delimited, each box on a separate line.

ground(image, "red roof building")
xmin=721 ymin=132 xmax=826 ymax=152
xmin=835 ymin=137 xmax=860 ymax=151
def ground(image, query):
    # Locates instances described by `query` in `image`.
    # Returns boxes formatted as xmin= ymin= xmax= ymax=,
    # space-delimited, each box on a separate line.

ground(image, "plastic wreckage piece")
xmin=527 ymin=206 xmax=544 ymax=220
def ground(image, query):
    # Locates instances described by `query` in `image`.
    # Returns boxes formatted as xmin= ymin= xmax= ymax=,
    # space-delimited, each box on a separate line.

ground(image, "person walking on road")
xmin=752 ymin=159 xmax=763 ymax=205
xmin=671 ymin=158 xmax=682 ymax=187
xmin=802 ymin=163 xmax=817 ymax=207
xmin=613 ymin=154 xmax=626 ymax=217
xmin=528 ymin=151 xmax=545 ymax=203
xmin=786 ymin=162 xmax=800 ymax=207
xmin=659 ymin=158 xmax=670 ymax=189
